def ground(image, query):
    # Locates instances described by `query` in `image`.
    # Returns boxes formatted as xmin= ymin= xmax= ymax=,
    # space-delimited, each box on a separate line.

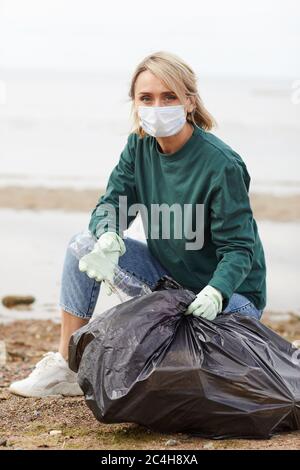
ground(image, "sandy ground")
xmin=0 ymin=186 xmax=300 ymax=221
xmin=0 ymin=312 xmax=300 ymax=450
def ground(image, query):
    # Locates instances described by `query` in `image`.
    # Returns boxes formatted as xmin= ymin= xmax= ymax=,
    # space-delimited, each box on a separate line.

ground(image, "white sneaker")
xmin=8 ymin=352 xmax=84 ymax=397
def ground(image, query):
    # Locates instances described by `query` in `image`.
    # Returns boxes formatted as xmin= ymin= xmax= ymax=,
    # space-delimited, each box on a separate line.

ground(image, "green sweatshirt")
xmin=89 ymin=124 xmax=267 ymax=311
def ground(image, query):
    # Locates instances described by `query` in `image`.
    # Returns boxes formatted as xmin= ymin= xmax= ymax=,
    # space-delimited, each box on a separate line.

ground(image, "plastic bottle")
xmin=69 ymin=230 xmax=152 ymax=302
xmin=69 ymin=229 xmax=97 ymax=259
xmin=109 ymin=264 xmax=152 ymax=301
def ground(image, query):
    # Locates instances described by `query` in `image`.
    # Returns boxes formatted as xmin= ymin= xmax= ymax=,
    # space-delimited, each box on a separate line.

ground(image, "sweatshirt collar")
xmin=154 ymin=123 xmax=199 ymax=162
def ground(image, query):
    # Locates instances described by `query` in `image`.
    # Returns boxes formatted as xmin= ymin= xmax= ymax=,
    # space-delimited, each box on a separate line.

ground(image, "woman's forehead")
xmin=135 ymin=70 xmax=173 ymax=94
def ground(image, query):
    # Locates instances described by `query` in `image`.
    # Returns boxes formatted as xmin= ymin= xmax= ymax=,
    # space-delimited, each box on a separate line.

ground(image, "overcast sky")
xmin=0 ymin=0 xmax=299 ymax=77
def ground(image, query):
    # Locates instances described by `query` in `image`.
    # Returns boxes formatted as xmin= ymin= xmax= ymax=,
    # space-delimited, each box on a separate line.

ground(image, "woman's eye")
xmin=140 ymin=95 xmax=177 ymax=103
xmin=141 ymin=96 xmax=151 ymax=102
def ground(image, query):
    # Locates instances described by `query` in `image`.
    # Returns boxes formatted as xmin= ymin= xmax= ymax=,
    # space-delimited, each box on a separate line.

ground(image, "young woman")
xmin=9 ymin=51 xmax=266 ymax=397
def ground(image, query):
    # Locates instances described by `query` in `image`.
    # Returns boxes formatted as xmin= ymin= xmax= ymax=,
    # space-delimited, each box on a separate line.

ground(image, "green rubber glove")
xmin=78 ymin=231 xmax=126 ymax=295
xmin=184 ymin=285 xmax=223 ymax=321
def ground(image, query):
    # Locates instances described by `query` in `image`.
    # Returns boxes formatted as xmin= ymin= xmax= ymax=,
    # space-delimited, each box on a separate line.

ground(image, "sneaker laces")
xmin=28 ymin=352 xmax=66 ymax=378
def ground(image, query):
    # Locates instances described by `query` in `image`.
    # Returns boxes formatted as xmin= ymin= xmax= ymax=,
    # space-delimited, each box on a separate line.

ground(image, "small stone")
xmin=33 ymin=410 xmax=41 ymax=417
xmin=49 ymin=430 xmax=62 ymax=436
xmin=165 ymin=439 xmax=177 ymax=446
xmin=2 ymin=295 xmax=35 ymax=309
xmin=203 ymin=442 xmax=215 ymax=450
xmin=0 ymin=392 xmax=9 ymax=400
xmin=0 ymin=438 xmax=7 ymax=447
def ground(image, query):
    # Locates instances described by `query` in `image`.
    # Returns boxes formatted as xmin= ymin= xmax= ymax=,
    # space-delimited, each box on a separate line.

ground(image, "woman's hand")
xmin=79 ymin=231 xmax=126 ymax=295
xmin=184 ymin=285 xmax=223 ymax=321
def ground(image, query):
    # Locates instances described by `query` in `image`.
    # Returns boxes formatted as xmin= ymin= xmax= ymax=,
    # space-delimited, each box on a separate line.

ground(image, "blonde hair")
xmin=128 ymin=51 xmax=217 ymax=138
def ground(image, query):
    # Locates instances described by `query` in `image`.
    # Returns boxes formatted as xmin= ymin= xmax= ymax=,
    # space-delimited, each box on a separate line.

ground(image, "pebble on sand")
xmin=2 ymin=295 xmax=35 ymax=309
xmin=49 ymin=430 xmax=62 ymax=436
xmin=165 ymin=439 xmax=177 ymax=446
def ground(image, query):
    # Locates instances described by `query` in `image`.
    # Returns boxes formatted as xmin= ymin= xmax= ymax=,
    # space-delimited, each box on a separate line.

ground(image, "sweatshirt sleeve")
xmin=207 ymin=159 xmax=256 ymax=309
xmin=88 ymin=133 xmax=138 ymax=240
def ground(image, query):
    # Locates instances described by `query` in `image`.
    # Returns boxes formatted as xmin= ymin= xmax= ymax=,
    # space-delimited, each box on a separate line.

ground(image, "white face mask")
xmin=138 ymin=105 xmax=186 ymax=137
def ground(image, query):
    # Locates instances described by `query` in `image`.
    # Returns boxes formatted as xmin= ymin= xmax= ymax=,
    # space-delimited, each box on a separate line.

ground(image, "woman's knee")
xmin=61 ymin=232 xmax=85 ymax=278
xmin=67 ymin=231 xmax=83 ymax=249
xmin=222 ymin=293 xmax=263 ymax=320
xmin=66 ymin=231 xmax=95 ymax=263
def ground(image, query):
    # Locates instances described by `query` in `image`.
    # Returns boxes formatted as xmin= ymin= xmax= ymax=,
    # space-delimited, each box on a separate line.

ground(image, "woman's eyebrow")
xmin=138 ymin=91 xmax=175 ymax=95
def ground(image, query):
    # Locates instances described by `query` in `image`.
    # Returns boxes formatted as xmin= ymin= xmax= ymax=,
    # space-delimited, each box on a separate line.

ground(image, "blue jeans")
xmin=59 ymin=233 xmax=263 ymax=321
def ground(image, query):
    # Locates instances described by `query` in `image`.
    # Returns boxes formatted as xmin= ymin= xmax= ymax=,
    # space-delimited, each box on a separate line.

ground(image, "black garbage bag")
xmin=69 ymin=275 xmax=300 ymax=439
